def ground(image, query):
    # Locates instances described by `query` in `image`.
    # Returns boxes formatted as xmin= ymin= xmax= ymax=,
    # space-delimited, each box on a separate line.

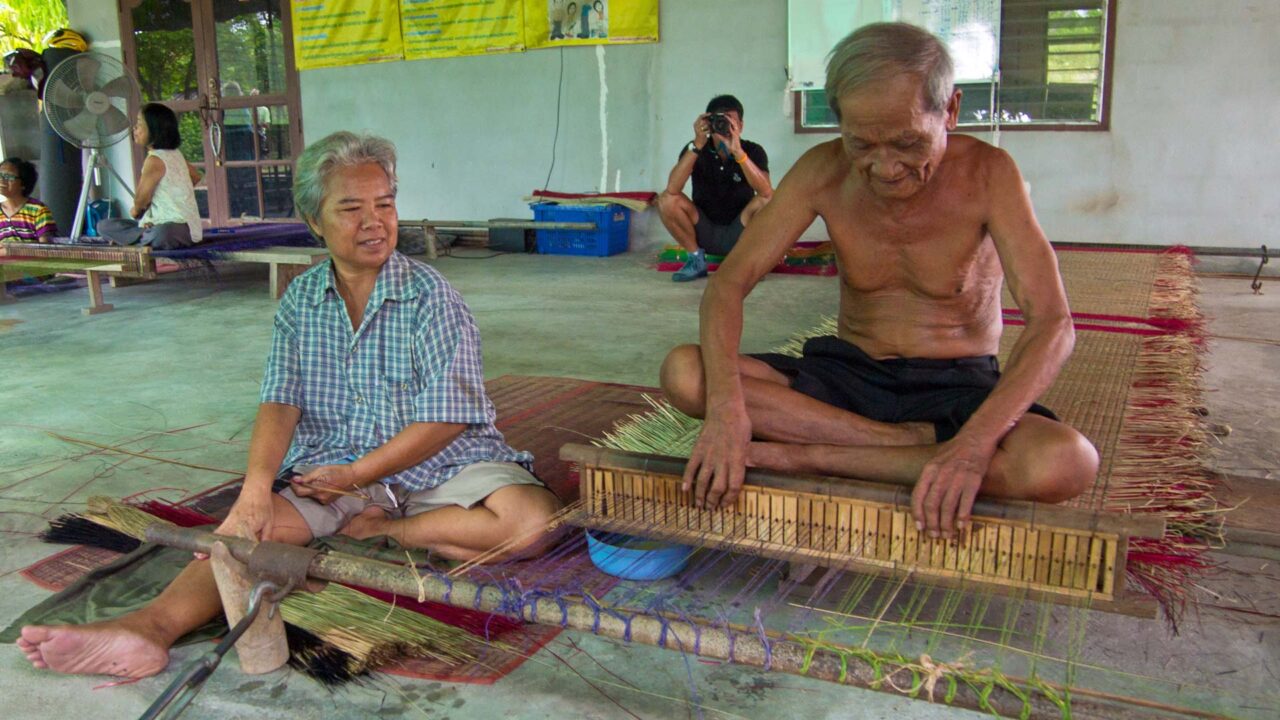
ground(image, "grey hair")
xmin=825 ymin=22 xmax=954 ymax=120
xmin=292 ymin=131 xmax=398 ymax=223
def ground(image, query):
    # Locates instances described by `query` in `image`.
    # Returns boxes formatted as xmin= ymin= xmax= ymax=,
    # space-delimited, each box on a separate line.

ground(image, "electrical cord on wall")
xmin=543 ymin=47 xmax=566 ymax=190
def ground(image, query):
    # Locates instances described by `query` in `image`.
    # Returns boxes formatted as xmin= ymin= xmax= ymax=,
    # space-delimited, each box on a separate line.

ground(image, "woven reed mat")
xmin=601 ymin=309 xmax=1217 ymax=619
xmin=998 ymin=326 xmax=1217 ymax=541
xmin=1003 ymin=247 xmax=1200 ymax=325
xmin=19 ymin=375 xmax=654 ymax=684
xmin=387 ymin=375 xmax=654 ymax=684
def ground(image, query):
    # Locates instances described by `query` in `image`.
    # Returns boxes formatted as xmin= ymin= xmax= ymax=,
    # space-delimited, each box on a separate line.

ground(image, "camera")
xmin=707 ymin=112 xmax=732 ymax=136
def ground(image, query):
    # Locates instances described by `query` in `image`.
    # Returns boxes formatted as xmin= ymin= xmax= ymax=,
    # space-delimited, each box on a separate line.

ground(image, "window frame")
xmin=793 ymin=0 xmax=1118 ymax=134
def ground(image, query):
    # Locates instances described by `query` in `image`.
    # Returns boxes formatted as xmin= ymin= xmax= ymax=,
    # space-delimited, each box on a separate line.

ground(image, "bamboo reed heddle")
xmin=561 ymin=444 xmax=1166 ymax=617
xmin=1 ymin=241 xmax=156 ymax=277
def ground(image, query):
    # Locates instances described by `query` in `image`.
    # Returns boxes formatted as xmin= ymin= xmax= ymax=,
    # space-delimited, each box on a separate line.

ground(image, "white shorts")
xmin=278 ymin=462 xmax=544 ymax=538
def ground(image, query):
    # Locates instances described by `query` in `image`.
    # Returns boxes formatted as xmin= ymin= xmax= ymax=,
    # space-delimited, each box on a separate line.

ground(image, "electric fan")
xmin=41 ymin=51 xmax=140 ymax=240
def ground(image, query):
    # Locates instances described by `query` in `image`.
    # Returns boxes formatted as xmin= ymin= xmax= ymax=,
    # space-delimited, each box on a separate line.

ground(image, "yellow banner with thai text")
xmin=292 ymin=0 xmax=404 ymax=70
xmin=402 ymin=0 xmax=526 ymax=60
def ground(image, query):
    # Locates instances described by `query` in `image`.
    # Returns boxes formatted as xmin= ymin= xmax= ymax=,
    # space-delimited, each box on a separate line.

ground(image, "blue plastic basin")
xmin=585 ymin=530 xmax=692 ymax=581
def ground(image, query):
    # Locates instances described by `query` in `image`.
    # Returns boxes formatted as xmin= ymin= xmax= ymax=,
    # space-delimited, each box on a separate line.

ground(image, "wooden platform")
xmin=1 ymin=241 xmax=328 ymax=312
xmin=213 ymin=246 xmax=329 ymax=298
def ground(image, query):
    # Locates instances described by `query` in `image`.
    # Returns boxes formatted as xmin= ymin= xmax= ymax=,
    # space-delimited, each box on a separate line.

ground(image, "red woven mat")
xmin=20 ymin=375 xmax=661 ymax=685
xmin=386 ymin=375 xmax=654 ymax=683
xmin=20 ymin=545 xmax=124 ymax=591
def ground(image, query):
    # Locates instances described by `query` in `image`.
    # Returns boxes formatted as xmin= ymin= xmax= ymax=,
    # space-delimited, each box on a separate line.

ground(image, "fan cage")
xmin=42 ymin=52 xmax=139 ymax=149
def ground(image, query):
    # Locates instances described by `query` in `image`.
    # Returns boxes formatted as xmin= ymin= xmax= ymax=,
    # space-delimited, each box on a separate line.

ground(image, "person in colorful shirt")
xmin=17 ymin=131 xmax=563 ymax=680
xmin=0 ymin=157 xmax=57 ymax=243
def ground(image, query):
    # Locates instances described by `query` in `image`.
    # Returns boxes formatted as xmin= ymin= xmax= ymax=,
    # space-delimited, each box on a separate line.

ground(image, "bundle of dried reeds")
xmin=52 ymin=498 xmax=497 ymax=681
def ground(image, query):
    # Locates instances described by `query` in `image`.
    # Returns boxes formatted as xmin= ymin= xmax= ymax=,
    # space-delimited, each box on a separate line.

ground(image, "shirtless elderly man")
xmin=661 ymin=22 xmax=1098 ymax=540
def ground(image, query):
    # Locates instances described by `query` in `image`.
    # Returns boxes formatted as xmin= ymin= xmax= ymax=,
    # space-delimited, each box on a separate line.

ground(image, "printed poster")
xmin=899 ymin=0 xmax=1001 ymax=82
xmin=290 ymin=0 xmax=659 ymax=69
xmin=402 ymin=0 xmax=526 ymax=60
xmin=292 ymin=0 xmax=404 ymax=70
xmin=526 ymin=0 xmax=659 ymax=50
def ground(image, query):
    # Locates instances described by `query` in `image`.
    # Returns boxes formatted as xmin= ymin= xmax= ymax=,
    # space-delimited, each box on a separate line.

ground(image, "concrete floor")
xmin=0 ymin=251 xmax=1276 ymax=719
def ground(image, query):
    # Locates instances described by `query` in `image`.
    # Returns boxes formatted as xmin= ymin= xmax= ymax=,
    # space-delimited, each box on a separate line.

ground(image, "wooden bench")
xmin=213 ymin=246 xmax=330 ymax=299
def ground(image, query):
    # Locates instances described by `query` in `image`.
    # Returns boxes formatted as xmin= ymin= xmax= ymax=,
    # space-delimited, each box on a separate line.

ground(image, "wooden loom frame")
xmin=562 ymin=445 xmax=1167 ymax=618
xmin=1 ymin=241 xmax=157 ymax=315
xmin=1 ymin=241 xmax=329 ymax=313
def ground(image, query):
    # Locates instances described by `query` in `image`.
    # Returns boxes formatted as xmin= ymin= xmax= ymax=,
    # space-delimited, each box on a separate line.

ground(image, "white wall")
xmin=991 ymin=0 xmax=1280 ymax=248
xmin=71 ymin=0 xmax=1280 ymax=250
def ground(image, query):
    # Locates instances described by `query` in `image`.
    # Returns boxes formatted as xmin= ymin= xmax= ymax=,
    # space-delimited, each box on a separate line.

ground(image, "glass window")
xmin=130 ymin=0 xmax=198 ymax=103
xmin=797 ymin=1 xmax=1112 ymax=132
xmin=213 ymin=0 xmax=287 ymax=97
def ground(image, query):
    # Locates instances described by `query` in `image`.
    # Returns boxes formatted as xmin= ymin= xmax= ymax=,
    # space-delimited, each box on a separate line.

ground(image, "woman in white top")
xmin=99 ymin=103 xmax=203 ymax=249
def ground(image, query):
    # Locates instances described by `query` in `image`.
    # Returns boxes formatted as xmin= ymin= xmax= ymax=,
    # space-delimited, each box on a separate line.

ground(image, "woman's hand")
xmin=291 ymin=464 xmax=363 ymax=505
xmin=196 ymin=488 xmax=274 ymax=559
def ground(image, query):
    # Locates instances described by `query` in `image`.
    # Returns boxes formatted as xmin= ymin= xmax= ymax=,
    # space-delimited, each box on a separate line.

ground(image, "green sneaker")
xmin=672 ymin=251 xmax=708 ymax=282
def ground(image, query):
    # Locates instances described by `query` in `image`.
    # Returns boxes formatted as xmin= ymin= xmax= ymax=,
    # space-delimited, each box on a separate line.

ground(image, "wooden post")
xmin=209 ymin=542 xmax=289 ymax=674
xmin=82 ymin=268 xmax=115 ymax=315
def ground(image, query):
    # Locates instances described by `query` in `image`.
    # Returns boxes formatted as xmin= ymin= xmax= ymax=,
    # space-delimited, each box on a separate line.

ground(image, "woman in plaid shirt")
xmin=18 ymin=132 xmax=563 ymax=679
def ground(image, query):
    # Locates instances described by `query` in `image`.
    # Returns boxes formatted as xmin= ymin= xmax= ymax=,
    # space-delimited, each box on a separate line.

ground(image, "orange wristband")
xmin=734 ymin=153 xmax=748 ymax=164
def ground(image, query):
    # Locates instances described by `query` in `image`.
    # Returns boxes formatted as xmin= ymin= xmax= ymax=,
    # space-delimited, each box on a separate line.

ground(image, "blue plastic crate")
xmin=531 ymin=203 xmax=630 ymax=256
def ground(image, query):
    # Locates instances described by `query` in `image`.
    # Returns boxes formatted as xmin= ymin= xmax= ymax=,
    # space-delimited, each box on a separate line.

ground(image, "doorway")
xmin=119 ymin=0 xmax=303 ymax=226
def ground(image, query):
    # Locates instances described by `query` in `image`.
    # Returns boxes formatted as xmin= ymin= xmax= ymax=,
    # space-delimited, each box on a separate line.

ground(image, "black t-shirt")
xmin=683 ymin=140 xmax=769 ymax=226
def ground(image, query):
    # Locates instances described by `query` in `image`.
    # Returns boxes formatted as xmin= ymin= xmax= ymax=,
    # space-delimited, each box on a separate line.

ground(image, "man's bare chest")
xmin=818 ymin=194 xmax=994 ymax=298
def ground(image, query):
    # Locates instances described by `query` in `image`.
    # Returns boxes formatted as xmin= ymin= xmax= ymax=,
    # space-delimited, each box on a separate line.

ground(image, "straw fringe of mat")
xmin=1149 ymin=248 xmax=1205 ymax=331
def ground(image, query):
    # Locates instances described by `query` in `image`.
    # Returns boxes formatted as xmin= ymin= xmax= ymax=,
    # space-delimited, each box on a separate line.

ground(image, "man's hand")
xmin=682 ymin=407 xmax=752 ymax=511
xmin=291 ymin=464 xmax=363 ymax=505
xmin=692 ymin=113 xmax=711 ymax=150
xmin=911 ymin=436 xmax=996 ymax=540
xmin=713 ymin=113 xmax=744 ymax=157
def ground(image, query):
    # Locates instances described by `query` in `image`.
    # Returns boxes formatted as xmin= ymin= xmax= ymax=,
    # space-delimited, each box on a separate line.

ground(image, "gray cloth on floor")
xmin=97 ymin=218 xmax=194 ymax=250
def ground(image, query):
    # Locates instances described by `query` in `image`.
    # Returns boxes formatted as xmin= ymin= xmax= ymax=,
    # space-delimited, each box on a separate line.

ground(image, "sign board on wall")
xmin=525 ymin=0 xmax=660 ymax=49
xmin=292 ymin=0 xmax=405 ymax=71
xmin=402 ymin=0 xmax=526 ymax=60
xmin=293 ymin=0 xmax=658 ymax=68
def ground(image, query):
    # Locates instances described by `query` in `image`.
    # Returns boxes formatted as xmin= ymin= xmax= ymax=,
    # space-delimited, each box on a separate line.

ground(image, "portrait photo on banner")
xmin=548 ymin=0 xmax=609 ymax=41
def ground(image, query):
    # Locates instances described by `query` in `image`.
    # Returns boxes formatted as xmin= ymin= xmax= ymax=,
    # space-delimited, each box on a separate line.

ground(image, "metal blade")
xmin=99 ymin=105 xmax=131 ymax=137
xmin=101 ymin=73 xmax=135 ymax=101
xmin=75 ymin=55 xmax=101 ymax=93
xmin=61 ymin=108 xmax=100 ymax=143
xmin=44 ymin=80 xmax=84 ymax=111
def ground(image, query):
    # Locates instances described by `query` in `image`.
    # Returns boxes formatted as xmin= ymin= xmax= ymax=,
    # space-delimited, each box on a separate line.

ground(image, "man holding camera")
xmin=658 ymin=95 xmax=772 ymax=282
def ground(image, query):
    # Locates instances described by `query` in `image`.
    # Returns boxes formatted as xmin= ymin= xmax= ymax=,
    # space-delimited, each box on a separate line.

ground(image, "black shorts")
xmin=694 ymin=213 xmax=745 ymax=256
xmin=750 ymin=336 xmax=1057 ymax=443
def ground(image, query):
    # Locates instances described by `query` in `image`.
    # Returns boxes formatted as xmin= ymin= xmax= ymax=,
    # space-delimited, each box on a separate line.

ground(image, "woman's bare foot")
xmin=17 ymin=622 xmax=169 ymax=678
xmin=340 ymin=506 xmax=390 ymax=540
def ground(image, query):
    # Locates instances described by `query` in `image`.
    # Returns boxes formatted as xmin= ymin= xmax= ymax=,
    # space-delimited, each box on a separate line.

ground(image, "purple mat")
xmin=155 ymin=222 xmax=317 ymax=259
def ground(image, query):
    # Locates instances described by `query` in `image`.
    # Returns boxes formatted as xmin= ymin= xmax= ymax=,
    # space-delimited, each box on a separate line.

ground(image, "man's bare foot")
xmin=17 ymin=623 xmax=169 ymax=678
xmin=340 ymin=506 xmax=390 ymax=540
